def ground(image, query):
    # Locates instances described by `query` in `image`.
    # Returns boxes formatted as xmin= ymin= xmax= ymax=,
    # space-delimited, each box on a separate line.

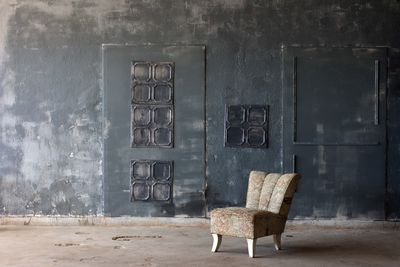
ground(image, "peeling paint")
xmin=22 ymin=1 xmax=74 ymax=19
xmin=209 ymin=0 xmax=246 ymax=10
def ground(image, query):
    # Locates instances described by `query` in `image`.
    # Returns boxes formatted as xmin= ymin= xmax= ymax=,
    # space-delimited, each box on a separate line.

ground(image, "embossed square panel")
xmin=153 ymin=161 xmax=172 ymax=180
xmin=154 ymin=128 xmax=172 ymax=146
xmin=132 ymin=128 xmax=150 ymax=146
xmin=226 ymin=126 xmax=245 ymax=145
xmin=154 ymin=63 xmax=173 ymax=82
xmin=152 ymin=183 xmax=171 ymax=201
xmin=132 ymin=84 xmax=151 ymax=103
xmin=132 ymin=62 xmax=151 ymax=82
xmin=247 ymin=127 xmax=266 ymax=146
xmin=131 ymin=160 xmax=173 ymax=202
xmin=132 ymin=161 xmax=151 ymax=181
xmin=132 ymin=182 xmax=150 ymax=201
xmin=248 ymin=107 xmax=267 ymax=125
xmin=225 ymin=105 xmax=269 ymax=148
xmin=227 ymin=106 xmax=245 ymax=124
xmin=154 ymin=107 xmax=172 ymax=125
xmin=133 ymin=106 xmax=151 ymax=126
xmin=154 ymin=84 xmax=172 ymax=103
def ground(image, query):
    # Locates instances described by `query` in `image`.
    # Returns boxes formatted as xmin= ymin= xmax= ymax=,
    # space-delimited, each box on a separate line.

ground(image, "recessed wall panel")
xmin=103 ymin=45 xmax=205 ymax=217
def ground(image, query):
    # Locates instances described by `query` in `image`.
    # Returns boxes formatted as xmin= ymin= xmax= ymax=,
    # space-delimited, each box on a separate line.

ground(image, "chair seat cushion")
xmin=210 ymin=207 xmax=286 ymax=239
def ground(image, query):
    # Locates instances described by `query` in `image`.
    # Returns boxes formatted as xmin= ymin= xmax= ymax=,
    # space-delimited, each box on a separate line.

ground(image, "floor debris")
xmin=75 ymin=232 xmax=90 ymax=235
xmin=54 ymin=243 xmax=81 ymax=247
xmin=112 ymin=235 xmax=162 ymax=241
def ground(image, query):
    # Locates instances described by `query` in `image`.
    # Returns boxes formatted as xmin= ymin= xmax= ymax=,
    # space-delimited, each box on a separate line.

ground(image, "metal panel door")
xmin=283 ymin=47 xmax=387 ymax=219
xmin=103 ymin=45 xmax=205 ymax=217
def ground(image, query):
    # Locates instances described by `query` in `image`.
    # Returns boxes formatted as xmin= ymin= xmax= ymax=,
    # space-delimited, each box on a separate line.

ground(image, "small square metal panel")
xmin=131 ymin=62 xmax=174 ymax=105
xmin=131 ymin=61 xmax=174 ymax=148
xmin=131 ymin=105 xmax=174 ymax=147
xmin=131 ymin=160 xmax=173 ymax=202
xmin=224 ymin=105 xmax=269 ymax=148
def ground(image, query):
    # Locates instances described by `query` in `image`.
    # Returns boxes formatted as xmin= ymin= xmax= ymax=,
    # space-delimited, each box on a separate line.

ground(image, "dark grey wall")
xmin=0 ymin=0 xmax=399 ymax=219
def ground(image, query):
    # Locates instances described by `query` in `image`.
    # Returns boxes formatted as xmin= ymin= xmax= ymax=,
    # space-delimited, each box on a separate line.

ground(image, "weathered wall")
xmin=0 ymin=0 xmax=399 ymax=218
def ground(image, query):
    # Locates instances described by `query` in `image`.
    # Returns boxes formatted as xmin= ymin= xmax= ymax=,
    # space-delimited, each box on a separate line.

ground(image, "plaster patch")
xmin=83 ymin=0 xmax=129 ymax=14
xmin=31 ymin=21 xmax=47 ymax=33
xmin=0 ymin=1 xmax=16 ymax=71
xmin=103 ymin=119 xmax=111 ymax=139
xmin=79 ymin=0 xmax=130 ymax=34
xmin=16 ymin=111 xmax=102 ymax=214
xmin=335 ymin=203 xmax=350 ymax=219
xmin=209 ymin=0 xmax=245 ymax=10
xmin=80 ymin=0 xmax=150 ymax=35
xmin=190 ymin=120 xmax=204 ymax=130
xmin=317 ymin=145 xmax=327 ymax=175
xmin=2 ymin=173 xmax=17 ymax=183
xmin=187 ymin=4 xmax=208 ymax=25
xmin=21 ymin=123 xmax=57 ymax=183
xmin=22 ymin=1 xmax=74 ymax=19
xmin=0 ymin=113 xmax=21 ymax=149
xmin=0 ymin=69 xmax=16 ymax=108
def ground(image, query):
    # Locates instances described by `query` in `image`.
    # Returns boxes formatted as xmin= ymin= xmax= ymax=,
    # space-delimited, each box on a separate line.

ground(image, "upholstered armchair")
xmin=210 ymin=171 xmax=300 ymax=257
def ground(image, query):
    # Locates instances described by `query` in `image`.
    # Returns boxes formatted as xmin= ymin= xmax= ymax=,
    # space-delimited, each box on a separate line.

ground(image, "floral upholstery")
xmin=210 ymin=172 xmax=300 ymax=239
xmin=245 ymin=171 xmax=269 ymax=209
xmin=258 ymin=173 xmax=281 ymax=210
xmin=210 ymin=207 xmax=286 ymax=239
xmin=267 ymin=174 xmax=300 ymax=216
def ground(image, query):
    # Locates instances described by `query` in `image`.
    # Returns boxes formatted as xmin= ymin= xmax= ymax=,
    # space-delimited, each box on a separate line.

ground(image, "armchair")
xmin=210 ymin=171 xmax=300 ymax=257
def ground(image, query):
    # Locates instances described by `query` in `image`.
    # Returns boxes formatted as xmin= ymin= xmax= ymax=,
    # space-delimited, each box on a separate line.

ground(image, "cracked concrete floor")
xmin=0 ymin=224 xmax=399 ymax=266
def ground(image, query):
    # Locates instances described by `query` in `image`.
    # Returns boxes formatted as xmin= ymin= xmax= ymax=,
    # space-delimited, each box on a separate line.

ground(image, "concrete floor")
xmin=0 ymin=224 xmax=399 ymax=267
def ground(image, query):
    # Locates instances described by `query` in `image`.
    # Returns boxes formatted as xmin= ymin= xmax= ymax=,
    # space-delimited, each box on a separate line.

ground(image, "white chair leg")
xmin=246 ymin=238 xmax=257 ymax=258
xmin=273 ymin=233 xmax=282 ymax=250
xmin=211 ymin=234 xmax=222 ymax=252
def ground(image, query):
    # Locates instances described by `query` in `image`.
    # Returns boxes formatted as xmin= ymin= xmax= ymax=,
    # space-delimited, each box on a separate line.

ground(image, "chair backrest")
xmin=245 ymin=171 xmax=300 ymax=217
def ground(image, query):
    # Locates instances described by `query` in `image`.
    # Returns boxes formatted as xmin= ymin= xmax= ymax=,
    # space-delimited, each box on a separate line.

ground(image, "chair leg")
xmin=211 ymin=234 xmax=222 ymax=252
xmin=246 ymin=238 xmax=257 ymax=258
xmin=273 ymin=234 xmax=282 ymax=250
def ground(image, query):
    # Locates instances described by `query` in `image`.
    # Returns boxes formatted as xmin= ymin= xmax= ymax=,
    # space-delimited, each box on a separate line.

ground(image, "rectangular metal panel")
xmin=282 ymin=47 xmax=387 ymax=219
xmin=292 ymin=48 xmax=382 ymax=144
xmin=103 ymin=45 xmax=205 ymax=217
xmin=289 ymin=146 xmax=385 ymax=218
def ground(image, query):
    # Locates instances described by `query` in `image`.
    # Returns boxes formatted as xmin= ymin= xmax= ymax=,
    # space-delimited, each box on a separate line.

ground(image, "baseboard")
xmin=0 ymin=216 xmax=399 ymax=230
xmin=286 ymin=219 xmax=400 ymax=230
xmin=0 ymin=216 xmax=209 ymax=227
